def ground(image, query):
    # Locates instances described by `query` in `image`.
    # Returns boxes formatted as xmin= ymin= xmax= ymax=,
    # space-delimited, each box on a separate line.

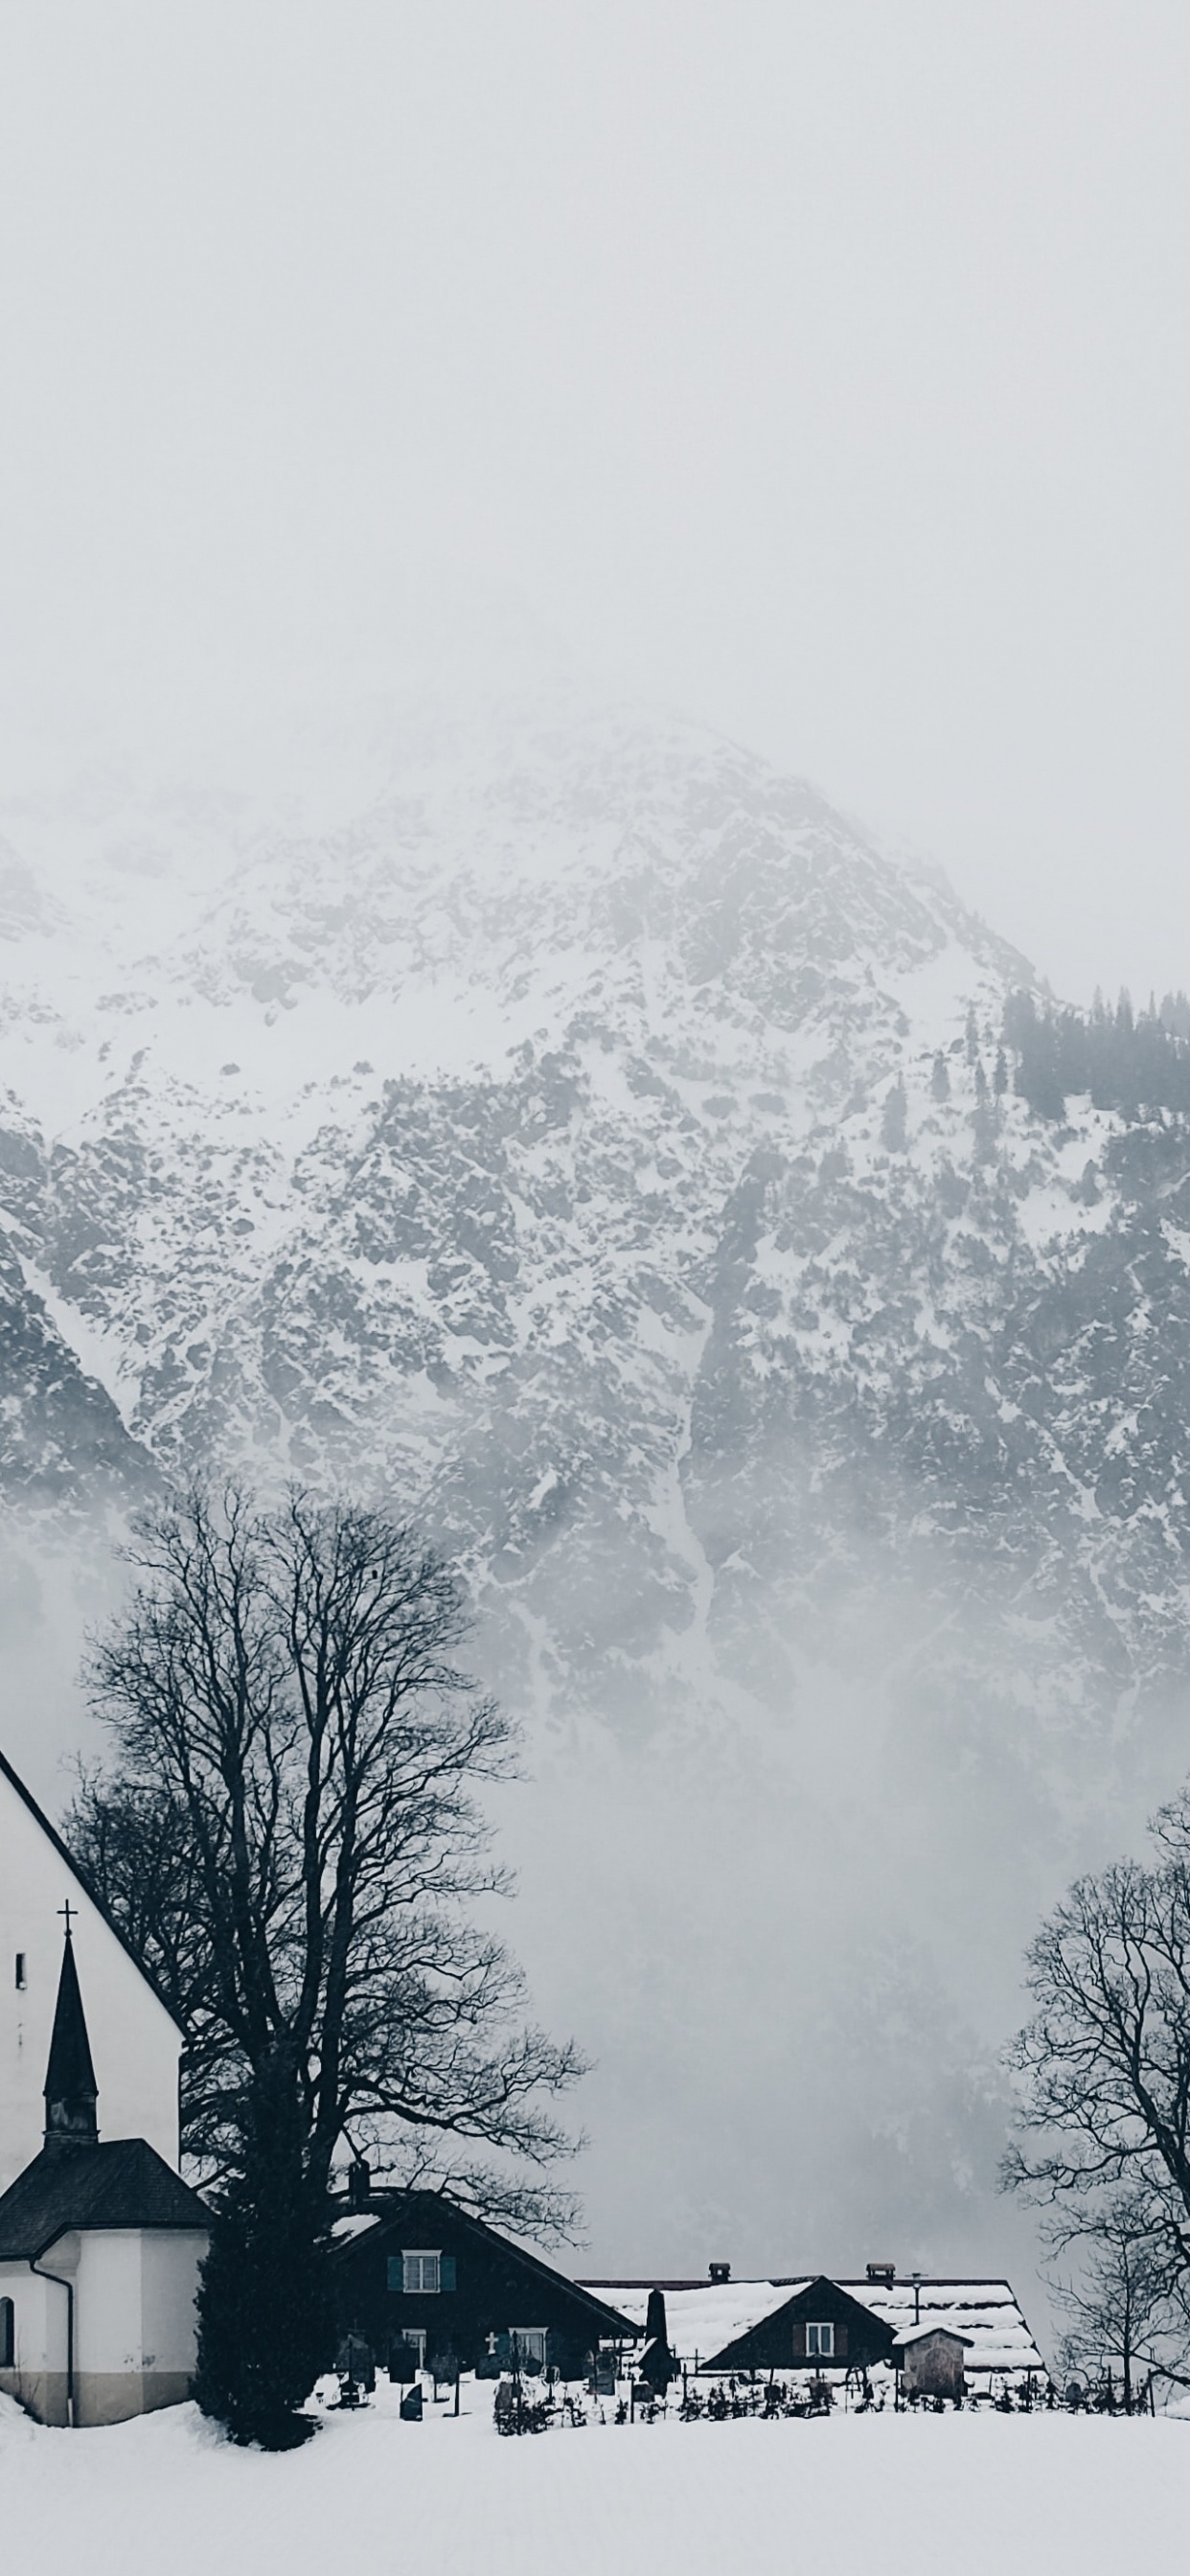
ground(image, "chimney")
xmin=866 ymin=2261 xmax=896 ymax=2285
xmin=347 ymin=2158 xmax=372 ymax=2211
xmin=708 ymin=2261 xmax=731 ymax=2285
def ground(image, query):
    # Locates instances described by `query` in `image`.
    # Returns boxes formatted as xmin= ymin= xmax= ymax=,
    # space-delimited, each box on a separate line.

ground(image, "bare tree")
xmin=1000 ymin=1791 xmax=1190 ymax=2403
xmin=68 ymin=1484 xmax=584 ymax=2230
xmin=1046 ymin=2192 xmax=1173 ymax=2409
xmin=1004 ymin=1825 xmax=1190 ymax=2261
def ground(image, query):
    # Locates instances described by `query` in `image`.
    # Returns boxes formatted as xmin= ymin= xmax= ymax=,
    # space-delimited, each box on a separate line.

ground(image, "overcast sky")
xmin=2 ymin=1 xmax=1187 ymax=1004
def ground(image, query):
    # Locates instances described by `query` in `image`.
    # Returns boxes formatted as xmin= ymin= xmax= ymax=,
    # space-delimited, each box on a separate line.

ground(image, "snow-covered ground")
xmin=4 ymin=2386 xmax=1187 ymax=2576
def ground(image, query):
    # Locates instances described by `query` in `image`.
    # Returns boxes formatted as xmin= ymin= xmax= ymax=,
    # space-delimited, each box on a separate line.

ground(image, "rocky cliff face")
xmin=2 ymin=683 xmax=1186 ymax=2274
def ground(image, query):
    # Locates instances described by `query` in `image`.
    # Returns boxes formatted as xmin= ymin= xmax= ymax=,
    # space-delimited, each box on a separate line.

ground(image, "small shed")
xmin=894 ymin=2322 xmax=973 ymax=2398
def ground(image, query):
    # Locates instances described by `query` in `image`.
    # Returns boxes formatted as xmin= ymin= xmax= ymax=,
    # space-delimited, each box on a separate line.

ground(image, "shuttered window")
xmin=387 ymin=2249 xmax=458 ymax=2292
xmin=389 ymin=2250 xmax=456 ymax=2293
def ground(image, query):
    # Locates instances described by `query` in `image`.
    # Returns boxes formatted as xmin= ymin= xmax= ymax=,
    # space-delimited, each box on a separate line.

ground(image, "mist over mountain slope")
xmin=0 ymin=683 xmax=1186 ymax=2282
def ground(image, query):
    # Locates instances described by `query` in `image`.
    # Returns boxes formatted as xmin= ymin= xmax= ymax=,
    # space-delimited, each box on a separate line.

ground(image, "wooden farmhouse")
xmin=585 ymin=2266 xmax=1045 ymax=2387
xmin=332 ymin=2184 xmax=633 ymax=2379
xmin=581 ymin=2273 xmax=893 ymax=2375
xmin=702 ymin=2275 xmax=895 ymax=2374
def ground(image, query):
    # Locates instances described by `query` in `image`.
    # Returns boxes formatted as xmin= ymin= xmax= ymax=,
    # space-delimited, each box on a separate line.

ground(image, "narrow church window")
xmin=13 ymin=1954 xmax=25 ymax=1990
xmin=0 ymin=2297 xmax=12 ymax=2367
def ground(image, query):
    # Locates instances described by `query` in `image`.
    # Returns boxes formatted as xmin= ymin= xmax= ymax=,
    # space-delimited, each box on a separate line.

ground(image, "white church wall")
xmin=140 ymin=2228 xmax=207 ymax=2382
xmin=0 ymin=1759 xmax=182 ymax=2191
xmin=75 ymin=2229 xmax=143 ymax=2378
xmin=0 ymin=2229 xmax=208 ymax=2428
xmin=0 ymin=2252 xmax=70 ymax=2426
xmin=75 ymin=2228 xmax=206 ymax=2424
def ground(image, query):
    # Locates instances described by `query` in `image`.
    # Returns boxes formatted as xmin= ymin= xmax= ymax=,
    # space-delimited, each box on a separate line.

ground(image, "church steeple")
xmin=43 ymin=1906 xmax=99 ymax=2153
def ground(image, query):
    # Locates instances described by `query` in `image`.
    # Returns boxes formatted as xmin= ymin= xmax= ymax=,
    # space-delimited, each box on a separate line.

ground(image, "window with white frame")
xmin=401 ymin=2251 xmax=441 ymax=2294
xmin=805 ymin=2321 xmax=835 ymax=2358
xmin=509 ymin=2328 xmax=548 ymax=2368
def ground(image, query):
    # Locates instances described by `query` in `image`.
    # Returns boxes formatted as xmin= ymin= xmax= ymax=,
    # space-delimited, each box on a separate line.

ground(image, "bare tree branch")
xmin=1004 ymin=1797 xmax=1190 ymax=2388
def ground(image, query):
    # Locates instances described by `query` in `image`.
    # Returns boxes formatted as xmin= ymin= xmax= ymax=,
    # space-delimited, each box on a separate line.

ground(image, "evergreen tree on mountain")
xmin=972 ymin=1056 xmax=997 ymax=1161
xmin=1002 ymin=987 xmax=1190 ymax=1124
xmin=881 ymin=1077 xmax=907 ymax=1151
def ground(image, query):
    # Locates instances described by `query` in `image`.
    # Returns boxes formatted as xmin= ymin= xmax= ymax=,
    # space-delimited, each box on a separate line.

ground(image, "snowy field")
xmin=4 ymin=2385 xmax=1188 ymax=2576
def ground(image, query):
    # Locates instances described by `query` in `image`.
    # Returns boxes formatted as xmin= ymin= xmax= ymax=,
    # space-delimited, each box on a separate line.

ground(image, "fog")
xmin=5 ymin=1469 xmax=1176 ymax=2309
xmin=2 ymin=4 xmax=1190 ymax=2334
xmin=473 ymin=1447 xmax=1189 ymax=2289
xmin=2 ymin=2 xmax=1189 ymax=1000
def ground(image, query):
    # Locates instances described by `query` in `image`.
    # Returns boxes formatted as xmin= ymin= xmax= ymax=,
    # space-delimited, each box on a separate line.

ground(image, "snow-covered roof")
xmin=583 ymin=2280 xmax=808 ymax=2361
xmin=843 ymin=2281 xmax=1043 ymax=2377
xmin=582 ymin=2277 xmax=1045 ymax=2376
xmin=330 ymin=2213 xmax=381 ymax=2242
xmin=894 ymin=2321 xmax=973 ymax=2351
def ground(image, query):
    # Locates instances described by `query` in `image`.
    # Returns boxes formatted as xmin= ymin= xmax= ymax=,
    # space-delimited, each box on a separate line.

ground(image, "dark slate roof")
xmin=0 ymin=1746 xmax=184 ymax=2034
xmin=0 ymin=2139 xmax=208 ymax=2261
xmin=44 ymin=1937 xmax=98 ymax=2120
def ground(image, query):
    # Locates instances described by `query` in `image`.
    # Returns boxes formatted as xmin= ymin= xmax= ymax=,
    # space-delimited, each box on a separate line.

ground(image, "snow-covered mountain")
xmin=1 ymin=680 xmax=1185 ymax=2279
xmin=0 ymin=685 xmax=1027 ymax=1530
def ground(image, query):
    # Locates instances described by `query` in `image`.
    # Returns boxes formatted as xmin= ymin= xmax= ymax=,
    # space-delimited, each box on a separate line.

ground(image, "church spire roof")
xmin=43 ymin=1912 xmax=99 ymax=2153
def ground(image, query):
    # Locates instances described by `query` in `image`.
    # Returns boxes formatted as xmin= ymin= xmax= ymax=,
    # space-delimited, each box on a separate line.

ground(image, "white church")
xmin=0 ymin=1744 xmax=209 ymax=2426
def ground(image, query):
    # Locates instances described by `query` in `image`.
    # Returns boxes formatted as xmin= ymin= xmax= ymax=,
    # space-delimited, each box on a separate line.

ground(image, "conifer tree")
xmin=972 ymin=1057 xmax=997 ymax=1160
xmin=194 ymin=2043 xmax=336 ymax=2449
xmin=880 ymin=1077 xmax=907 ymax=1151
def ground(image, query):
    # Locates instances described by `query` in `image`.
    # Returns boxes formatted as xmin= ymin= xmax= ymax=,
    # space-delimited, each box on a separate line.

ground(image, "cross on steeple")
xmin=58 ymin=1899 xmax=77 ymax=1939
